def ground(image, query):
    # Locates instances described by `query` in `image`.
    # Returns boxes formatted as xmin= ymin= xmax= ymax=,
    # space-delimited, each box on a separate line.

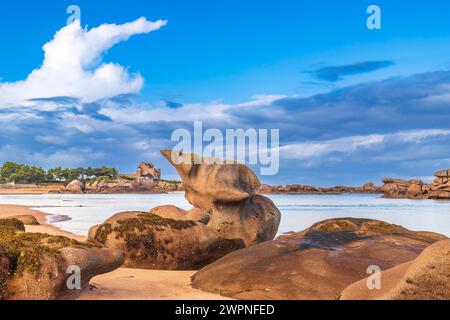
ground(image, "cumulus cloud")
xmin=0 ymin=18 xmax=167 ymax=106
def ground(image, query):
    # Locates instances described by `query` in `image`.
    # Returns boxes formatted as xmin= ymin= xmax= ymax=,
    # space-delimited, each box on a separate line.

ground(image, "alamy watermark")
xmin=366 ymin=265 xmax=382 ymax=290
xmin=367 ymin=4 xmax=382 ymax=30
xmin=171 ymin=121 xmax=280 ymax=176
xmin=66 ymin=265 xmax=81 ymax=290
xmin=67 ymin=5 xmax=81 ymax=25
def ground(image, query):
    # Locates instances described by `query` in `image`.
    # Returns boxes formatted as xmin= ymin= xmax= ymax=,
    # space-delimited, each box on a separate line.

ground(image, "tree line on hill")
xmin=0 ymin=162 xmax=118 ymax=184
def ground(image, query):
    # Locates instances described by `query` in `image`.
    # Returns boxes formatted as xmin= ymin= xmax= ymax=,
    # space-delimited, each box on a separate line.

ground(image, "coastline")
xmin=0 ymin=203 xmax=229 ymax=301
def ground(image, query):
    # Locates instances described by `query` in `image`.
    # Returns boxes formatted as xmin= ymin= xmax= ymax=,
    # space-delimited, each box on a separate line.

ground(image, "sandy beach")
xmin=0 ymin=203 xmax=228 ymax=300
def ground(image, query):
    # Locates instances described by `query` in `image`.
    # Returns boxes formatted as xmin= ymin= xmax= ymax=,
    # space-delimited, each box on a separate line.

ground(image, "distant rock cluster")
xmin=383 ymin=169 xmax=450 ymax=199
xmin=60 ymin=177 xmax=183 ymax=194
xmin=259 ymin=182 xmax=383 ymax=195
xmin=259 ymin=168 xmax=450 ymax=200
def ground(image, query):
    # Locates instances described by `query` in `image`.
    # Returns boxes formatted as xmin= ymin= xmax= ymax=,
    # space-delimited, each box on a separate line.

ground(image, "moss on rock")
xmin=0 ymin=221 xmax=91 ymax=298
xmin=112 ymin=213 xmax=195 ymax=255
xmin=94 ymin=223 xmax=113 ymax=245
xmin=0 ymin=219 xmax=25 ymax=232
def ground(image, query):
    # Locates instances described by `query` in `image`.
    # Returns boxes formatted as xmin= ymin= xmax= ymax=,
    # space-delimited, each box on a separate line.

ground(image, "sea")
xmin=0 ymin=193 xmax=449 ymax=237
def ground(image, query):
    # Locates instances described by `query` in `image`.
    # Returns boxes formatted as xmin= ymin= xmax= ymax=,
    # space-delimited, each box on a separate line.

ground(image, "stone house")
xmin=136 ymin=162 xmax=161 ymax=183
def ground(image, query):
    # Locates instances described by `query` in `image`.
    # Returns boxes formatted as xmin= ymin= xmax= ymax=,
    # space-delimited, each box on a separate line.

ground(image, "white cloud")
xmin=280 ymin=134 xmax=385 ymax=160
xmin=391 ymin=129 xmax=450 ymax=142
xmin=0 ymin=17 xmax=167 ymax=106
xmin=98 ymin=94 xmax=285 ymax=124
xmin=0 ymin=145 xmax=106 ymax=168
xmin=279 ymin=129 xmax=450 ymax=160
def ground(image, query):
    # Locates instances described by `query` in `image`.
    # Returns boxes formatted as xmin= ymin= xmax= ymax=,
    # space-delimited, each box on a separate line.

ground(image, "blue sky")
xmin=1 ymin=0 xmax=450 ymax=185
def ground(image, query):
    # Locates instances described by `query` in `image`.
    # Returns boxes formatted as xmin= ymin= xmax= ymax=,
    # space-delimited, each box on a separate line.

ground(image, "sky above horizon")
xmin=1 ymin=0 xmax=450 ymax=186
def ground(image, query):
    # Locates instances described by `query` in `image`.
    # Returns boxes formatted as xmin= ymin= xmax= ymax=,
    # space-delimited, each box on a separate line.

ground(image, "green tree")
xmin=0 ymin=162 xmax=46 ymax=184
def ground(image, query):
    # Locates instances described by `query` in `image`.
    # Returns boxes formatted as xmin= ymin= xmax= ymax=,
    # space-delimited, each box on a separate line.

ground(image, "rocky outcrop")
xmin=161 ymin=150 xmax=281 ymax=247
xmin=191 ymin=218 xmax=447 ymax=300
xmin=429 ymin=169 xmax=450 ymax=199
xmin=0 ymin=218 xmax=124 ymax=300
xmin=5 ymin=215 xmax=39 ymax=226
xmin=382 ymin=169 xmax=450 ymax=199
xmin=65 ymin=180 xmax=85 ymax=193
xmin=63 ymin=178 xmax=183 ymax=194
xmin=161 ymin=151 xmax=262 ymax=211
xmin=341 ymin=240 xmax=450 ymax=300
xmin=259 ymin=183 xmax=383 ymax=195
xmin=88 ymin=211 xmax=244 ymax=270
xmin=89 ymin=151 xmax=281 ymax=270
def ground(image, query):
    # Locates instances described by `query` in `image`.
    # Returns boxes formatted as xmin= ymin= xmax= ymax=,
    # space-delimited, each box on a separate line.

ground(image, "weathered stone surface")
xmin=5 ymin=215 xmax=39 ymax=226
xmin=88 ymin=212 xmax=245 ymax=270
xmin=161 ymin=150 xmax=262 ymax=211
xmin=89 ymin=151 xmax=280 ymax=270
xmin=161 ymin=150 xmax=281 ymax=247
xmin=435 ymin=169 xmax=450 ymax=178
xmin=192 ymin=218 xmax=447 ymax=300
xmin=65 ymin=180 xmax=85 ymax=193
xmin=382 ymin=169 xmax=450 ymax=199
xmin=207 ymin=195 xmax=281 ymax=246
xmin=0 ymin=219 xmax=124 ymax=300
xmin=149 ymin=206 xmax=210 ymax=224
xmin=341 ymin=240 xmax=450 ymax=300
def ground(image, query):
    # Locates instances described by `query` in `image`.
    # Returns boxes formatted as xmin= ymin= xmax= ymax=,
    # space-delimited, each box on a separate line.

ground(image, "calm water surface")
xmin=0 ymin=193 xmax=449 ymax=237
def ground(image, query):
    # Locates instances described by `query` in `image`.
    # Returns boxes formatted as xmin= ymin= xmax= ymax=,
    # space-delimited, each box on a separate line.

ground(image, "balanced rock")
xmin=161 ymin=150 xmax=261 ymax=210
xmin=88 ymin=212 xmax=245 ymax=270
xmin=161 ymin=150 xmax=281 ymax=246
xmin=65 ymin=180 xmax=85 ymax=193
xmin=340 ymin=240 xmax=450 ymax=300
xmin=192 ymin=218 xmax=447 ymax=300
xmin=90 ymin=151 xmax=281 ymax=270
xmin=0 ymin=219 xmax=124 ymax=300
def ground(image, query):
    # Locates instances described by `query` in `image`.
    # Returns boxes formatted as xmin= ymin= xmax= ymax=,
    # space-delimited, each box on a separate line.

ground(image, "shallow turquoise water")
xmin=0 ymin=193 xmax=449 ymax=237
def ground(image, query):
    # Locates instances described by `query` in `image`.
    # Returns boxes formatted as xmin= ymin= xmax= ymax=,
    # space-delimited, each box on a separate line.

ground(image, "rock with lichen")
xmin=0 ymin=218 xmax=124 ymax=300
xmin=191 ymin=218 xmax=447 ymax=300
xmin=89 ymin=150 xmax=281 ymax=270
xmin=88 ymin=212 xmax=245 ymax=270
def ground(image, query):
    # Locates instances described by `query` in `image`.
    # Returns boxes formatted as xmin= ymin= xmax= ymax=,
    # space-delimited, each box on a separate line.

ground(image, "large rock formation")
xmin=191 ymin=218 xmax=447 ymax=300
xmin=430 ymin=169 xmax=450 ymax=199
xmin=89 ymin=151 xmax=281 ymax=270
xmin=89 ymin=211 xmax=244 ymax=270
xmin=160 ymin=150 xmax=281 ymax=246
xmin=0 ymin=218 xmax=124 ymax=300
xmin=382 ymin=169 xmax=450 ymax=199
xmin=341 ymin=240 xmax=450 ymax=300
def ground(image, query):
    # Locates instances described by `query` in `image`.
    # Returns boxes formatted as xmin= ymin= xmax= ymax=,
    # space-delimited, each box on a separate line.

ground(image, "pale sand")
xmin=79 ymin=268 xmax=231 ymax=300
xmin=0 ymin=204 xmax=229 ymax=300
xmin=0 ymin=184 xmax=63 ymax=195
